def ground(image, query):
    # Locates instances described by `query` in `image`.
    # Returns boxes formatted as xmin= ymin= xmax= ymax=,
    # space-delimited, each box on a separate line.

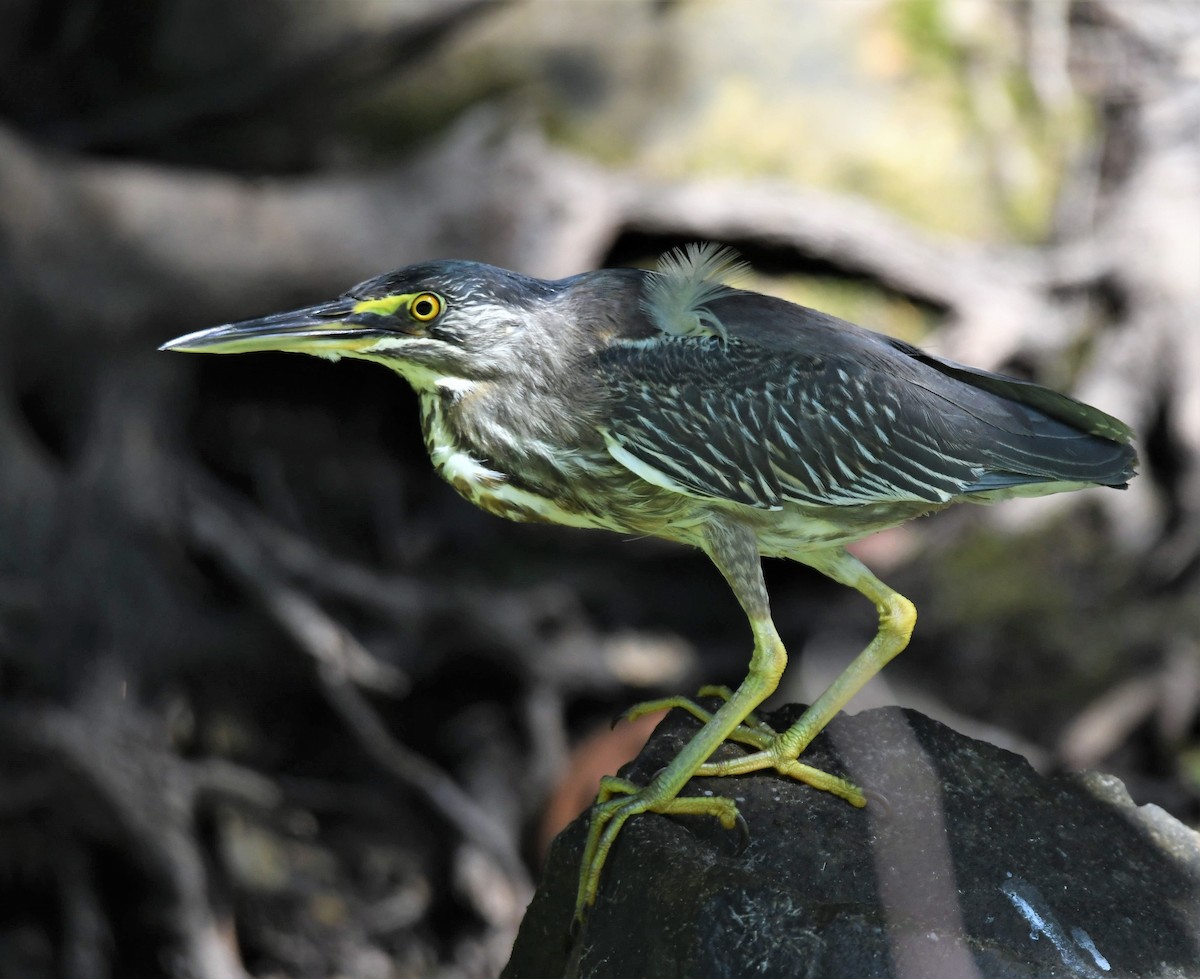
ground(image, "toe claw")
xmin=733 ymin=811 xmax=751 ymax=854
xmin=862 ymin=786 xmax=891 ymax=819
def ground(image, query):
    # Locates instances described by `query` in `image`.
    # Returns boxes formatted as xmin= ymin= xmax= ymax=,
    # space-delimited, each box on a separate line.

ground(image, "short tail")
xmin=895 ymin=338 xmax=1138 ymax=492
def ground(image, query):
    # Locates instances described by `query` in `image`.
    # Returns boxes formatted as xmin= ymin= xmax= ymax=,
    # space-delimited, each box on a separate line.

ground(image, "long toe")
xmin=575 ymin=785 xmax=745 ymax=918
xmin=692 ymin=736 xmax=866 ymax=807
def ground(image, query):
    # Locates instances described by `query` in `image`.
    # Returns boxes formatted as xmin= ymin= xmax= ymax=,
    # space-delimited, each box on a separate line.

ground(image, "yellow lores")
xmin=162 ymin=245 xmax=1137 ymax=919
xmin=354 ymin=292 xmax=443 ymax=322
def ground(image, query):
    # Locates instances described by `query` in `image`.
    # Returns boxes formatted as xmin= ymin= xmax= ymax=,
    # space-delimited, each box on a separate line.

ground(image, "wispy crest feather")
xmin=642 ymin=242 xmax=749 ymax=341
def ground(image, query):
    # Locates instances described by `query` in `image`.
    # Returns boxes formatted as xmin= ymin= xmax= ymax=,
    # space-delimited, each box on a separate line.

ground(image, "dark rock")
xmin=503 ymin=704 xmax=1200 ymax=979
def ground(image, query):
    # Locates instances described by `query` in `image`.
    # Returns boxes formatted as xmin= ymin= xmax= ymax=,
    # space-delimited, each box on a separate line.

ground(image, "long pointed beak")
xmin=160 ymin=299 xmax=397 ymax=356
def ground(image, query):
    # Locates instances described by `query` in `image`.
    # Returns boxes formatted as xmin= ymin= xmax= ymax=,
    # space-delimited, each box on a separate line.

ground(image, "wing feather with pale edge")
xmin=594 ymin=337 xmax=983 ymax=509
xmin=591 ymin=291 xmax=1135 ymax=510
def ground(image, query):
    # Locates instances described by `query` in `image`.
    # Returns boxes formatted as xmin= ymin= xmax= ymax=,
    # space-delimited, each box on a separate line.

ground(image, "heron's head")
xmin=160 ymin=261 xmax=604 ymax=391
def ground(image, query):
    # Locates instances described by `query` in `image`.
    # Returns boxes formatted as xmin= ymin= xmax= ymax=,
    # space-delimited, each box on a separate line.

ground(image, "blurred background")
xmin=2 ymin=1 xmax=1198 ymax=976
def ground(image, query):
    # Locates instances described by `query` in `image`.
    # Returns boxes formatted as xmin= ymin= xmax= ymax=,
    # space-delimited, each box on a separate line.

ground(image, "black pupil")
xmin=414 ymin=298 xmax=435 ymax=318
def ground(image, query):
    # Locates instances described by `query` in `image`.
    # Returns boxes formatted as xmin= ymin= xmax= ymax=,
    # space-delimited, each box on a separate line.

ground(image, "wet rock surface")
xmin=505 ymin=704 xmax=1200 ymax=979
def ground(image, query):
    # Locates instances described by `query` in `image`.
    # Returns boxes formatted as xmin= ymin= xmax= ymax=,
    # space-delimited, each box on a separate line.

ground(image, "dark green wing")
xmin=592 ymin=293 xmax=1136 ymax=510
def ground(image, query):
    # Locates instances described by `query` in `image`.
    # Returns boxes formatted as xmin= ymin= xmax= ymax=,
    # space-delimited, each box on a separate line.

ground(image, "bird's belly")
xmin=739 ymin=499 xmax=942 ymax=556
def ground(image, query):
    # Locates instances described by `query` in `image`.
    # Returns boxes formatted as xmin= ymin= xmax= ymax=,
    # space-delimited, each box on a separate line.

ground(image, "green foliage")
xmin=893 ymin=0 xmax=962 ymax=76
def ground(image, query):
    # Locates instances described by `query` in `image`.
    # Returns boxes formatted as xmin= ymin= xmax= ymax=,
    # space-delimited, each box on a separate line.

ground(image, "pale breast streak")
xmin=419 ymin=392 xmax=616 ymax=531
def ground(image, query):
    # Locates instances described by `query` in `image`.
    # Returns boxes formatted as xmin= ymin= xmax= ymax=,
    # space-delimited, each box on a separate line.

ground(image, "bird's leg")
xmin=617 ymin=685 xmax=776 ymax=747
xmin=694 ymin=548 xmax=915 ymax=783
xmin=692 ymin=685 xmax=780 ymax=735
xmin=576 ymin=545 xmax=914 ymax=917
xmin=576 ymin=518 xmax=786 ymax=916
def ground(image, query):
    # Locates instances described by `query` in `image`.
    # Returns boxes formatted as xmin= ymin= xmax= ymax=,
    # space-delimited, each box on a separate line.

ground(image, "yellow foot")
xmin=689 ymin=703 xmax=867 ymax=806
xmin=615 ymin=692 xmax=863 ymax=800
xmin=574 ymin=775 xmax=746 ymax=918
xmin=574 ymin=711 xmax=865 ymax=920
xmin=695 ymin=741 xmax=866 ymax=806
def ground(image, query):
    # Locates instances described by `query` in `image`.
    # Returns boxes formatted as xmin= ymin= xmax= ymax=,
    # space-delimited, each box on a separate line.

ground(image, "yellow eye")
xmin=410 ymin=293 xmax=443 ymax=322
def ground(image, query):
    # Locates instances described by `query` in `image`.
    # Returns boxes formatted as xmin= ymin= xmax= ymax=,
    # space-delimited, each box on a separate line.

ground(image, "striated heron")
xmin=162 ymin=244 xmax=1137 ymax=918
